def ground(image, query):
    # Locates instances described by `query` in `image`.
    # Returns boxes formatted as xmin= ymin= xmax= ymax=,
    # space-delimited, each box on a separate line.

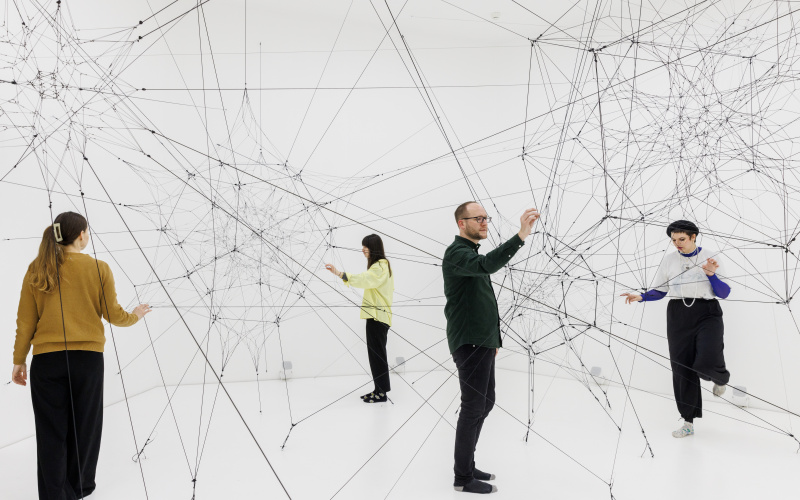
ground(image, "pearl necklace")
xmin=680 ymin=246 xmax=701 ymax=308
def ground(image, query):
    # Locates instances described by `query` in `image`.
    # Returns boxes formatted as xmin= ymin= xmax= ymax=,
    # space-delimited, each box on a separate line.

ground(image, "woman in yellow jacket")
xmin=11 ymin=211 xmax=151 ymax=499
xmin=325 ymin=234 xmax=394 ymax=403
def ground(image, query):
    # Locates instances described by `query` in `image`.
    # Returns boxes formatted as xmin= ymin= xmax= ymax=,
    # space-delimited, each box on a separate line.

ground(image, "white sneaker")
xmin=713 ymin=383 xmax=726 ymax=397
xmin=672 ymin=422 xmax=694 ymax=438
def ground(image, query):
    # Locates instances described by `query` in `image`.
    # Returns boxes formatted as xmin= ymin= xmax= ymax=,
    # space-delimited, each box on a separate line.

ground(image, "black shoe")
xmin=360 ymin=391 xmax=375 ymax=400
xmin=473 ymin=468 xmax=495 ymax=481
xmin=364 ymin=392 xmax=387 ymax=403
xmin=454 ymin=479 xmax=497 ymax=494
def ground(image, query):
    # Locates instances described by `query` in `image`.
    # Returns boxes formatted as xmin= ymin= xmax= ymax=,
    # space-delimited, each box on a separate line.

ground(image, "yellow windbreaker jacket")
xmin=344 ymin=259 xmax=394 ymax=326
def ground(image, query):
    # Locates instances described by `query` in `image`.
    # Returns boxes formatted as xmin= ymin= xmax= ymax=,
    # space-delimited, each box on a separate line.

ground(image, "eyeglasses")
xmin=460 ymin=216 xmax=492 ymax=224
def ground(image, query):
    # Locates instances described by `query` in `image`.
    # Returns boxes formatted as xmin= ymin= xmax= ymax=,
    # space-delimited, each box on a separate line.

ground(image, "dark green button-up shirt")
xmin=442 ymin=234 xmax=525 ymax=354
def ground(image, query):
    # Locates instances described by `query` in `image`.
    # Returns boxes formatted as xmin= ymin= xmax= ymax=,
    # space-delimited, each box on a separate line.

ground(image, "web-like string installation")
xmin=2 ymin=0 xmax=800 ymax=498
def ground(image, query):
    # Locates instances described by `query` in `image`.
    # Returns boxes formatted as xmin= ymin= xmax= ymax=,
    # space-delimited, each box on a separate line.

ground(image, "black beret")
xmin=666 ymin=220 xmax=699 ymax=237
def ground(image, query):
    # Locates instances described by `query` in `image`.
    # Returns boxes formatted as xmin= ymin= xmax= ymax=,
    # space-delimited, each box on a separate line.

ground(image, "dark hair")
xmin=666 ymin=220 xmax=699 ymax=238
xmin=362 ymin=234 xmax=392 ymax=277
xmin=454 ymin=201 xmax=477 ymax=223
xmin=29 ymin=211 xmax=88 ymax=293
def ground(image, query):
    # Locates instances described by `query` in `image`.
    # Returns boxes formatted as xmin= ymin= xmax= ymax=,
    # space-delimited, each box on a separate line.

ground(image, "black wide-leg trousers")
xmin=452 ymin=344 xmax=495 ymax=487
xmin=30 ymin=350 xmax=104 ymax=500
xmin=666 ymin=299 xmax=730 ymax=422
xmin=366 ymin=318 xmax=391 ymax=393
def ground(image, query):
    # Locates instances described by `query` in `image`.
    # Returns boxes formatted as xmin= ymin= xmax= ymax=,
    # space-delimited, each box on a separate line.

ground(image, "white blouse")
xmin=652 ymin=247 xmax=724 ymax=299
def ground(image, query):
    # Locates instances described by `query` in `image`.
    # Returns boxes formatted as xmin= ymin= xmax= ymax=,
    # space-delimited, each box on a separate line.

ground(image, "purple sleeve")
xmin=707 ymin=274 xmax=730 ymax=299
xmin=640 ymin=289 xmax=667 ymax=302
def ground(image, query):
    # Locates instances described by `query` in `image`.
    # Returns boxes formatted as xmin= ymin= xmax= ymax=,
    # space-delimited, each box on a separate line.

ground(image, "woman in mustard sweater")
xmin=11 ymin=211 xmax=151 ymax=499
xmin=325 ymin=234 xmax=394 ymax=403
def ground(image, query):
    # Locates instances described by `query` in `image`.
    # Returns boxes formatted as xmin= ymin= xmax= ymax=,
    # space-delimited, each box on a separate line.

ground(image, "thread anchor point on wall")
xmin=281 ymin=424 xmax=297 ymax=450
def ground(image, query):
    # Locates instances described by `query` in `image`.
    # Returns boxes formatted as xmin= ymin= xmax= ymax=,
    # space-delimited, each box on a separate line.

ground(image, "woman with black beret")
xmin=621 ymin=220 xmax=731 ymax=438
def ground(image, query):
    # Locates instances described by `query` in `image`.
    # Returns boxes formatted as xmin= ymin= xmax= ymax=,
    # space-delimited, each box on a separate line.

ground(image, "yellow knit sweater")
xmin=13 ymin=252 xmax=139 ymax=365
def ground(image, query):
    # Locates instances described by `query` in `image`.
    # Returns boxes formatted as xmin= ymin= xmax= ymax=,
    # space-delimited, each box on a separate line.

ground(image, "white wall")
xmin=2 ymin=0 xmax=799 ymax=448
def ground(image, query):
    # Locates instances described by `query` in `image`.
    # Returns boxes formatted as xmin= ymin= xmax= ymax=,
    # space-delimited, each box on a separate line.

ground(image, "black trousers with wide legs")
xmin=667 ymin=299 xmax=730 ymax=422
xmin=30 ymin=350 xmax=104 ymax=500
xmin=366 ymin=318 xmax=391 ymax=393
xmin=452 ymin=344 xmax=495 ymax=487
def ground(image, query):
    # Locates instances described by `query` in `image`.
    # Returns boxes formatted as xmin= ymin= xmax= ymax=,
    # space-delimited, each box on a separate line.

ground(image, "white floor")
xmin=1 ymin=369 xmax=799 ymax=499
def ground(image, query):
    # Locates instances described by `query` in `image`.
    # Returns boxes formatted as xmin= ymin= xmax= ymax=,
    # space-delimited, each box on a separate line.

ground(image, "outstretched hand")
xmin=518 ymin=208 xmax=540 ymax=240
xmin=12 ymin=364 xmax=27 ymax=386
xmin=132 ymin=304 xmax=152 ymax=320
xmin=620 ymin=292 xmax=643 ymax=304
xmin=324 ymin=263 xmax=342 ymax=278
xmin=702 ymin=258 xmax=718 ymax=276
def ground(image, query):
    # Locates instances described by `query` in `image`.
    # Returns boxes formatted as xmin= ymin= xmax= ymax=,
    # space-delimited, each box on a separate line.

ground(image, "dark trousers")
xmin=452 ymin=344 xmax=495 ymax=486
xmin=30 ymin=351 xmax=104 ymax=500
xmin=667 ymin=299 xmax=730 ymax=422
xmin=366 ymin=318 xmax=391 ymax=393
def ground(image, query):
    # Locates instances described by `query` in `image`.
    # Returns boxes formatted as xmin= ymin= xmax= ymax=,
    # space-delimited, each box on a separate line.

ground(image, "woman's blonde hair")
xmin=29 ymin=212 xmax=88 ymax=293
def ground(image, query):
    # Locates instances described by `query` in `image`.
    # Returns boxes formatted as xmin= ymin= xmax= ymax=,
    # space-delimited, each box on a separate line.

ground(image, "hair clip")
xmin=53 ymin=223 xmax=64 ymax=242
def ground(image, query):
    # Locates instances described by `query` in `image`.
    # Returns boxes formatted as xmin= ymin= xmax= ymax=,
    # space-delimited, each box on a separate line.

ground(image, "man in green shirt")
xmin=443 ymin=201 xmax=539 ymax=494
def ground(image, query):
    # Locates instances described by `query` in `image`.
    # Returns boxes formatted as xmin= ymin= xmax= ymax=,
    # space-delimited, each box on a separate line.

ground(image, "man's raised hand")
xmin=518 ymin=208 xmax=540 ymax=240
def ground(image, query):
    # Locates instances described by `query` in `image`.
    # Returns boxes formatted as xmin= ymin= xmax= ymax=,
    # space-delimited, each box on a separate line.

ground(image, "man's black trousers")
xmin=666 ymin=299 xmax=730 ymax=422
xmin=366 ymin=318 xmax=391 ymax=393
xmin=452 ymin=344 xmax=495 ymax=487
xmin=30 ymin=350 xmax=104 ymax=500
